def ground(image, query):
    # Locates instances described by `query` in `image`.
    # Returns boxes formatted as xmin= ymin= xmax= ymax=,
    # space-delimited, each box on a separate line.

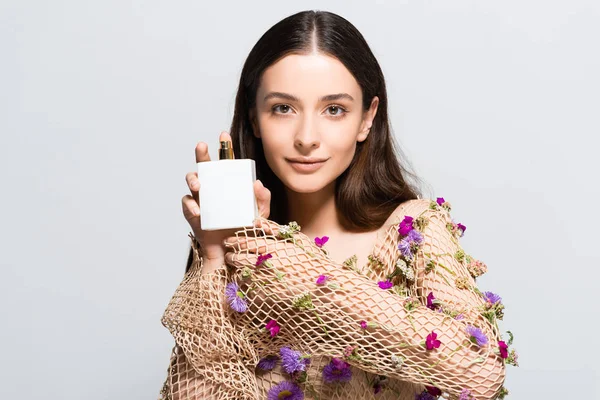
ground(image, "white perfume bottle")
xmin=196 ymin=140 xmax=259 ymax=231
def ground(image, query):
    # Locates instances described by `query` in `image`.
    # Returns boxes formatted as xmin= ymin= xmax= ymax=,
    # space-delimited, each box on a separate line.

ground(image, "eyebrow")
xmin=263 ymin=92 xmax=355 ymax=103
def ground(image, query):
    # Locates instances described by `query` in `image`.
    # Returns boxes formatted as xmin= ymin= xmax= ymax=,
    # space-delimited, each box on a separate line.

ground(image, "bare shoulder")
xmin=383 ymin=198 xmax=432 ymax=226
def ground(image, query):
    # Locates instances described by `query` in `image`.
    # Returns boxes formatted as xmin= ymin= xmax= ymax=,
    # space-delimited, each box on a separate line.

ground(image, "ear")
xmin=249 ymin=109 xmax=261 ymax=139
xmin=357 ymin=96 xmax=379 ymax=142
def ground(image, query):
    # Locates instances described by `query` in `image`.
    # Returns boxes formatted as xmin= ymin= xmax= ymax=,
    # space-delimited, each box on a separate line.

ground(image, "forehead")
xmin=257 ymin=53 xmax=362 ymax=102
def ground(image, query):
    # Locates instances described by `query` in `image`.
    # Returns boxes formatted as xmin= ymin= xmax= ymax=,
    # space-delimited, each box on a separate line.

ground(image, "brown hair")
xmin=186 ymin=10 xmax=423 ymax=272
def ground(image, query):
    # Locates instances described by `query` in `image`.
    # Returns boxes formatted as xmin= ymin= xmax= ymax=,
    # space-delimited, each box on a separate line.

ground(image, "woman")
xmin=160 ymin=10 xmax=514 ymax=400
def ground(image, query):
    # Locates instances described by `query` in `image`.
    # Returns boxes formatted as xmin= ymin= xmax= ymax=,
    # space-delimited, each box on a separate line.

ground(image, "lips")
xmin=286 ymin=158 xmax=328 ymax=173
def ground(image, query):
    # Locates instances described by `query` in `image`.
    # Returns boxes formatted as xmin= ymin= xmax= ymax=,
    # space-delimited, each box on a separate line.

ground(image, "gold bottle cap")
xmin=218 ymin=140 xmax=234 ymax=160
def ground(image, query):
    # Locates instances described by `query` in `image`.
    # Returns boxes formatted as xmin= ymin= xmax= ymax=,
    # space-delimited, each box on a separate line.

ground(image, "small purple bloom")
xmin=459 ymin=388 xmax=475 ymax=400
xmin=322 ymin=357 xmax=352 ymax=383
xmin=426 ymin=292 xmax=438 ymax=310
xmin=256 ymin=253 xmax=273 ymax=266
xmin=436 ymin=197 xmax=445 ymax=206
xmin=455 ymin=313 xmax=465 ymax=320
xmin=257 ymin=355 xmax=279 ymax=371
xmin=378 ymin=280 xmax=393 ymax=290
xmin=398 ymin=239 xmax=414 ymax=259
xmin=225 ymin=282 xmax=248 ymax=313
xmin=316 ymin=275 xmax=329 ymax=285
xmin=483 ymin=291 xmax=502 ymax=305
xmin=265 ymin=319 xmax=280 ymax=337
xmin=456 ymin=223 xmax=466 ymax=236
xmin=360 ymin=320 xmax=367 ymax=329
xmin=415 ymin=390 xmax=437 ymax=400
xmin=398 ymin=215 xmax=414 ymax=236
xmin=466 ymin=325 xmax=488 ymax=347
xmin=314 ymin=236 xmax=329 ymax=248
xmin=425 ymin=331 xmax=441 ymax=350
xmin=406 ymin=229 xmax=423 ymax=244
xmin=280 ymin=347 xmax=310 ymax=374
xmin=266 ymin=381 xmax=304 ymax=400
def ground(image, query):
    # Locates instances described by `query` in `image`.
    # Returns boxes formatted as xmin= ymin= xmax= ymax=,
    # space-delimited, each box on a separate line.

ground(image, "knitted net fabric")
xmin=158 ymin=199 xmax=507 ymax=399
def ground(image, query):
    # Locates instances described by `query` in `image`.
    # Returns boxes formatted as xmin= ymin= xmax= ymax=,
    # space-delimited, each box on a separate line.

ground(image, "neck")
xmin=285 ymin=182 xmax=346 ymax=238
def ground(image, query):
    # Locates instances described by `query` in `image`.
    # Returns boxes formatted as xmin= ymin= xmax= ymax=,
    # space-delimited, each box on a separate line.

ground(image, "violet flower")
xmin=425 ymin=386 xmax=442 ymax=396
xmin=265 ymin=319 xmax=280 ymax=337
xmin=456 ymin=222 xmax=466 ymax=236
xmin=256 ymin=253 xmax=273 ymax=267
xmin=425 ymin=331 xmax=441 ymax=350
xmin=436 ymin=197 xmax=445 ymax=206
xmin=280 ymin=347 xmax=310 ymax=374
xmin=314 ymin=236 xmax=329 ymax=248
xmin=415 ymin=391 xmax=437 ymax=400
xmin=316 ymin=275 xmax=329 ymax=285
xmin=322 ymin=357 xmax=352 ymax=383
xmin=483 ymin=291 xmax=502 ymax=305
xmin=498 ymin=341 xmax=509 ymax=359
xmin=225 ymin=282 xmax=248 ymax=313
xmin=426 ymin=292 xmax=438 ymax=310
xmin=398 ymin=215 xmax=414 ymax=236
xmin=378 ymin=280 xmax=393 ymax=290
xmin=360 ymin=320 xmax=367 ymax=329
xmin=466 ymin=325 xmax=488 ymax=347
xmin=257 ymin=355 xmax=279 ymax=371
xmin=406 ymin=228 xmax=423 ymax=244
xmin=266 ymin=381 xmax=304 ymax=400
xmin=459 ymin=389 xmax=475 ymax=400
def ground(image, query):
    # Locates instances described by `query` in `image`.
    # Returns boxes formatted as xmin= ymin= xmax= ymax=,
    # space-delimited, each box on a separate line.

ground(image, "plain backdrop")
xmin=1 ymin=0 xmax=598 ymax=398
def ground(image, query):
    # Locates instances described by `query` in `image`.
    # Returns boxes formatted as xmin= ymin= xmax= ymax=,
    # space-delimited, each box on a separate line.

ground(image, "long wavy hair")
xmin=186 ymin=10 xmax=424 ymax=272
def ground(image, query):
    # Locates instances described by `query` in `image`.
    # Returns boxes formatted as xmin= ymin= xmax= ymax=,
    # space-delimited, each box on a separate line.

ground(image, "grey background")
xmin=1 ymin=0 xmax=598 ymax=398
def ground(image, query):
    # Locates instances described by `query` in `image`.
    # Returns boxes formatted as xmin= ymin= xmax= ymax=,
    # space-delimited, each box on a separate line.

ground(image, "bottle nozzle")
xmin=219 ymin=140 xmax=234 ymax=160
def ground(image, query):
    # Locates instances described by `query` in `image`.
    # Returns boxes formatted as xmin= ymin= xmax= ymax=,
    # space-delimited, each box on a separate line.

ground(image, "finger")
xmin=254 ymin=218 xmax=280 ymax=237
xmin=224 ymin=235 xmax=274 ymax=254
xmin=218 ymin=131 xmax=234 ymax=159
xmin=254 ymin=180 xmax=271 ymax=219
xmin=182 ymin=195 xmax=201 ymax=232
xmin=186 ymin=171 xmax=200 ymax=203
xmin=225 ymin=251 xmax=258 ymax=269
xmin=195 ymin=141 xmax=211 ymax=164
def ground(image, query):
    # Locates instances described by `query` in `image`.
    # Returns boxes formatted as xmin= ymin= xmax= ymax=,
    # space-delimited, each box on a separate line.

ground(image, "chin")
xmin=280 ymin=175 xmax=335 ymax=194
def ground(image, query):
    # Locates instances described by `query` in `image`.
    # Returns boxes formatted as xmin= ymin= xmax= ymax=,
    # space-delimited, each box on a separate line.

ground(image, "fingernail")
xmin=193 ymin=207 xmax=200 ymax=216
xmin=192 ymin=180 xmax=199 ymax=189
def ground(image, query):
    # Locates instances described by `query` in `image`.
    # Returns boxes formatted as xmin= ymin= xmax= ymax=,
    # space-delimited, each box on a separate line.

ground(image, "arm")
xmin=159 ymin=234 xmax=259 ymax=400
xmin=225 ymin=200 xmax=506 ymax=399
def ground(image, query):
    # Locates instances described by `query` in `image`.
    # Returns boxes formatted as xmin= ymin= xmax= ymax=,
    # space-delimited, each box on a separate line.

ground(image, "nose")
xmin=293 ymin=114 xmax=320 ymax=150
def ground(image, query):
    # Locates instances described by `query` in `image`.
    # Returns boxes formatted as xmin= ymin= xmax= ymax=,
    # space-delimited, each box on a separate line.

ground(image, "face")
xmin=251 ymin=53 xmax=379 ymax=194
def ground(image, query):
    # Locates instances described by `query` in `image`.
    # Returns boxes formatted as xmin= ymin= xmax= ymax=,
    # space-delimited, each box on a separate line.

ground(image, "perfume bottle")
xmin=196 ymin=140 xmax=259 ymax=231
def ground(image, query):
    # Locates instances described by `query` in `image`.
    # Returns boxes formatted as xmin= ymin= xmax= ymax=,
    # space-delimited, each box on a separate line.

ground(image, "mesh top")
xmin=158 ymin=199 xmax=514 ymax=400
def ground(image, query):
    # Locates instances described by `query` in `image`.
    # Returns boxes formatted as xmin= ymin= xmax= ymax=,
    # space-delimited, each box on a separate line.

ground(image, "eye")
xmin=326 ymin=105 xmax=347 ymax=117
xmin=272 ymin=104 xmax=293 ymax=115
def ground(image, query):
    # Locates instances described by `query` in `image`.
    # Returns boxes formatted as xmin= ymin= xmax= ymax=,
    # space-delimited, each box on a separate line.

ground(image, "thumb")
xmin=254 ymin=179 xmax=271 ymax=218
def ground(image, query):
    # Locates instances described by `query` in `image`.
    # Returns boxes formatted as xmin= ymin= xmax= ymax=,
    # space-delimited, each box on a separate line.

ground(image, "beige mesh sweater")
xmin=159 ymin=198 xmax=516 ymax=400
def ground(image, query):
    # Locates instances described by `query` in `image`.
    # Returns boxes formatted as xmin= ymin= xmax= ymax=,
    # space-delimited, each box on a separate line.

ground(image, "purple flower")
xmin=456 ymin=223 xmax=466 ymax=236
xmin=498 ymin=341 xmax=509 ymax=359
xmin=483 ymin=291 xmax=502 ymax=305
xmin=425 ymin=331 xmax=441 ymax=350
xmin=256 ymin=253 xmax=273 ymax=266
xmin=406 ymin=229 xmax=423 ymax=244
xmin=425 ymin=386 xmax=442 ymax=396
xmin=459 ymin=388 xmax=475 ymax=400
xmin=466 ymin=325 xmax=488 ymax=347
xmin=316 ymin=275 xmax=329 ymax=285
xmin=257 ymin=355 xmax=279 ymax=371
xmin=415 ymin=390 xmax=437 ymax=400
xmin=225 ymin=282 xmax=248 ymax=313
xmin=267 ymin=381 xmax=304 ymax=400
xmin=398 ymin=239 xmax=414 ymax=259
xmin=436 ymin=197 xmax=445 ymax=206
xmin=360 ymin=320 xmax=367 ymax=329
xmin=322 ymin=357 xmax=352 ymax=383
xmin=426 ymin=292 xmax=438 ymax=310
xmin=398 ymin=216 xmax=414 ymax=236
xmin=455 ymin=313 xmax=465 ymax=320
xmin=378 ymin=280 xmax=393 ymax=290
xmin=314 ymin=236 xmax=329 ymax=248
xmin=280 ymin=347 xmax=310 ymax=374
xmin=265 ymin=319 xmax=280 ymax=337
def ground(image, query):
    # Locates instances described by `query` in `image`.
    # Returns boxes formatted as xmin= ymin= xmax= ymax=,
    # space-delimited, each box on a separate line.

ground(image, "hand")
xmin=181 ymin=131 xmax=272 ymax=270
xmin=223 ymin=219 xmax=331 ymax=288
